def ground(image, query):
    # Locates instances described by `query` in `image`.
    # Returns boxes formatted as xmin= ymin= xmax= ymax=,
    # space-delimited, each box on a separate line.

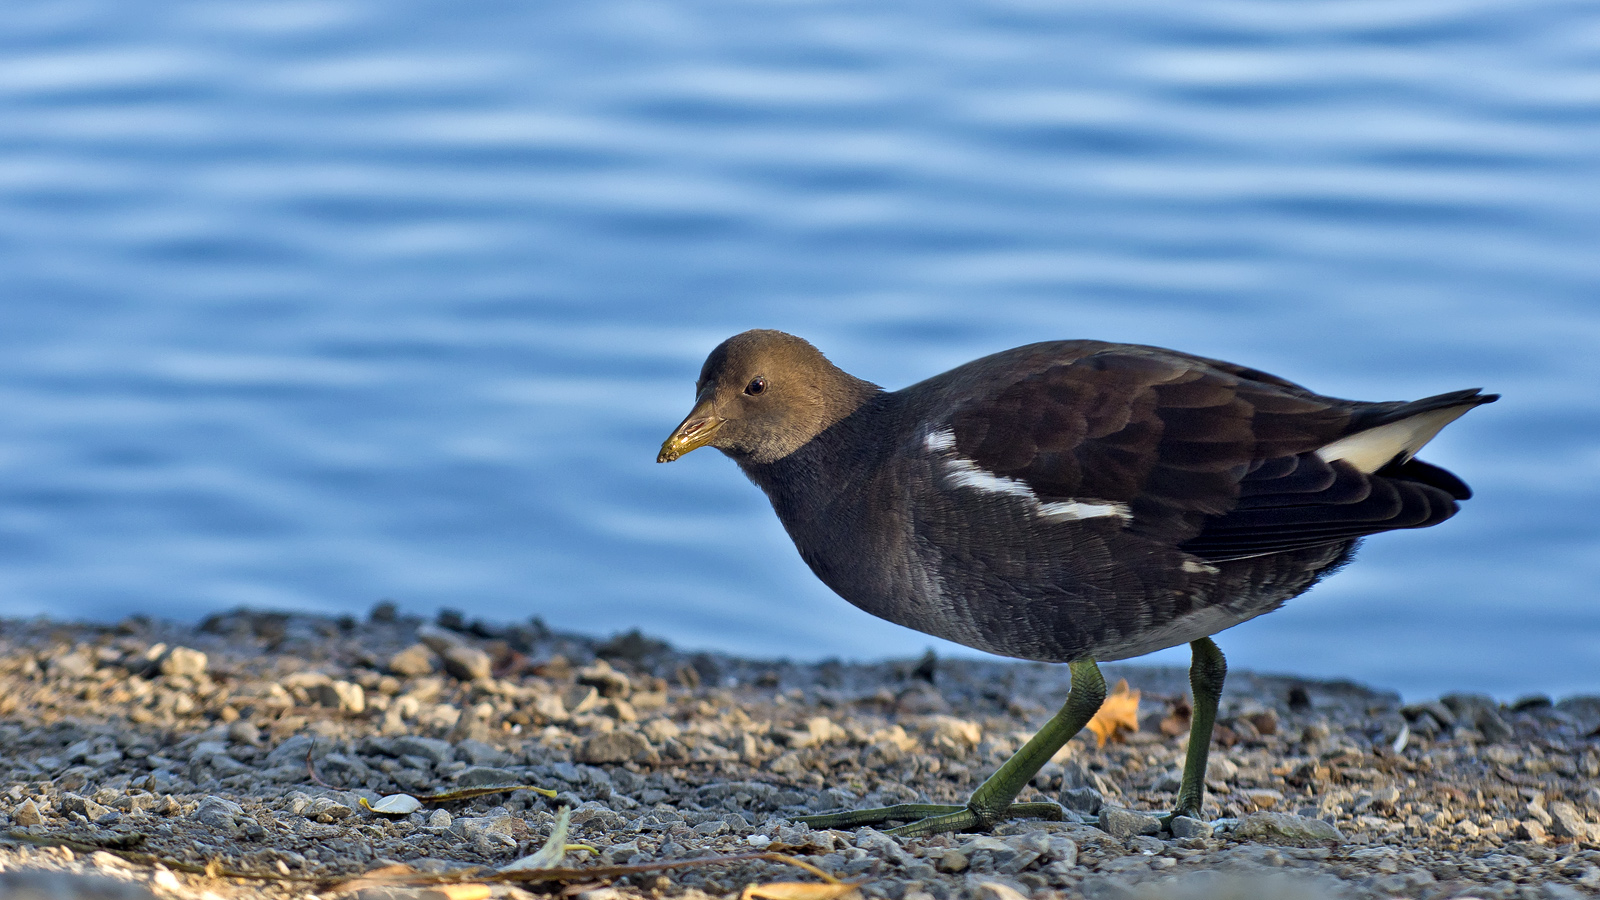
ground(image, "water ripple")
xmin=0 ymin=0 xmax=1596 ymax=697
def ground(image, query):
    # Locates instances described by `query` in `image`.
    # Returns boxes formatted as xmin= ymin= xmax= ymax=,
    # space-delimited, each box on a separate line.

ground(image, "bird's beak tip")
xmin=658 ymin=414 xmax=722 ymax=463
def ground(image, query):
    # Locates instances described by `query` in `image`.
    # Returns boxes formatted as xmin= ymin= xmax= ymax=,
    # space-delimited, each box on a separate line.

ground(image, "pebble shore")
xmin=1 ymin=607 xmax=1597 ymax=900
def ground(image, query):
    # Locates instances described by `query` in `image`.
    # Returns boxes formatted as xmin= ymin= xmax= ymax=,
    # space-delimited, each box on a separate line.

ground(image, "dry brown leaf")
xmin=740 ymin=882 xmax=861 ymax=900
xmin=1086 ymin=679 xmax=1140 ymax=747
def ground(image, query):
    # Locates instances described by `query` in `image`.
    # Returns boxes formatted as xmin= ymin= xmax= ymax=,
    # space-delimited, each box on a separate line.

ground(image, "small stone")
xmin=1099 ymin=807 xmax=1162 ymax=838
xmin=332 ymin=675 xmax=366 ymax=711
xmin=388 ymin=644 xmax=436 ymax=677
xmin=457 ymin=813 xmax=528 ymax=842
xmin=1526 ymin=800 xmax=1553 ymax=828
xmin=1207 ymin=757 xmax=1238 ymax=781
xmin=428 ymin=809 xmax=452 ymax=829
xmin=1061 ymin=786 xmax=1103 ymax=815
xmin=576 ymin=730 xmax=656 ymax=765
xmin=457 ymin=766 xmax=520 ymax=787
xmin=52 ymin=650 xmax=98 ymax=679
xmin=1439 ymin=692 xmax=1495 ymax=720
xmin=1242 ymin=708 xmax=1279 ymax=736
xmin=14 ymin=798 xmax=42 ymax=826
xmin=391 ymin=735 xmax=455 ymax=767
xmin=262 ymin=733 xmax=317 ymax=769
xmin=1402 ymin=700 xmax=1456 ymax=729
xmin=1476 ymin=707 xmax=1515 ymax=742
xmin=1044 ymin=835 xmax=1078 ymax=868
xmin=159 ymin=647 xmax=208 ymax=678
xmin=937 ymin=850 xmax=969 ymax=873
xmin=578 ymin=660 xmax=632 ymax=698
xmin=768 ymin=751 xmax=806 ymax=777
xmin=1547 ymin=801 xmax=1593 ymax=840
xmin=227 ymin=720 xmax=262 ymax=746
xmin=304 ymin=797 xmax=354 ymax=822
xmin=642 ymin=718 xmax=680 ymax=743
xmin=1516 ymin=816 xmax=1547 ymax=843
xmin=193 ymin=796 xmax=246 ymax=831
xmin=456 ymin=739 xmax=510 ymax=767
xmin=1169 ymin=815 xmax=1210 ymax=839
xmin=441 ymin=645 xmax=492 ymax=681
xmin=607 ymin=698 xmax=638 ymax=722
xmin=1233 ymin=812 xmax=1344 ymax=846
xmin=922 ymin=716 xmax=982 ymax=748
xmin=60 ymin=792 xmax=113 ymax=821
xmin=856 ymin=829 xmax=913 ymax=866
xmin=1242 ymin=788 xmax=1284 ymax=811
xmin=87 ymin=744 xmax=127 ymax=769
xmin=531 ymin=693 xmax=569 ymax=723
xmin=564 ymin=684 xmax=602 ymax=716
xmin=1126 ymin=834 xmax=1165 ymax=855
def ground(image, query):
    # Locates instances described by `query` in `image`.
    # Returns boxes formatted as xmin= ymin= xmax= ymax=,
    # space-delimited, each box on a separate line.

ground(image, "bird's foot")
xmin=793 ymin=801 xmax=1065 ymax=837
xmin=792 ymin=803 xmax=963 ymax=831
xmin=1158 ymin=805 xmax=1201 ymax=828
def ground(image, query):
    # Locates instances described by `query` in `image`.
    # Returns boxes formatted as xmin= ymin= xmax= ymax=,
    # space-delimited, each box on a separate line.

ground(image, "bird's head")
xmin=658 ymin=329 xmax=876 ymax=465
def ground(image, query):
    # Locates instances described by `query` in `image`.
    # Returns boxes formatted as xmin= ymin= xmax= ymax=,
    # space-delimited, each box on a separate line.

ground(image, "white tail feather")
xmin=1314 ymin=406 xmax=1475 ymax=473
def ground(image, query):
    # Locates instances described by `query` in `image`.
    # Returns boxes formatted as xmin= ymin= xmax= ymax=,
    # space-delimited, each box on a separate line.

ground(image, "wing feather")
xmin=943 ymin=346 xmax=1488 ymax=561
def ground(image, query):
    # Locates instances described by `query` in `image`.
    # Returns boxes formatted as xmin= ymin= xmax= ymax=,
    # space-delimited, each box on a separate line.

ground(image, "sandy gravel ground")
xmin=1 ymin=607 xmax=1597 ymax=900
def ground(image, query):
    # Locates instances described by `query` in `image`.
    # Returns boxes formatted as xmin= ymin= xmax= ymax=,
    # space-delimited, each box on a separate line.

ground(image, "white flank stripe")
xmin=930 ymin=429 xmax=1130 ymax=523
xmin=943 ymin=457 xmax=1037 ymax=500
xmin=1037 ymin=499 xmax=1133 ymax=522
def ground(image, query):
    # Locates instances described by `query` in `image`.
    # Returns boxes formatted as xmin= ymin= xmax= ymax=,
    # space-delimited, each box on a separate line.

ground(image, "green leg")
xmin=795 ymin=659 xmax=1107 ymax=837
xmin=1168 ymin=637 xmax=1226 ymax=823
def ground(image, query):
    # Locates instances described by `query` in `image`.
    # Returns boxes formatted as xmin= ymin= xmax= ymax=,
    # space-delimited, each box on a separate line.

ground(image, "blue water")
xmin=1 ymin=0 xmax=1597 ymax=701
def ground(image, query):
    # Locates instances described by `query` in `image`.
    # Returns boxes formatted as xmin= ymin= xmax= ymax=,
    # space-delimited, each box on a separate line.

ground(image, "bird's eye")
xmin=745 ymin=377 xmax=767 ymax=395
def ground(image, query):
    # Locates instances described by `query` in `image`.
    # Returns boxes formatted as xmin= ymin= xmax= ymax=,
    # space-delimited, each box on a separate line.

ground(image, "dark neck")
xmin=736 ymin=389 xmax=892 ymax=527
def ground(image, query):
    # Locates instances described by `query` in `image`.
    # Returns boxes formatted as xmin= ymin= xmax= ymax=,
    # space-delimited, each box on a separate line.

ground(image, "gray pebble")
xmin=13 ymin=799 xmax=42 ymax=826
xmin=576 ymin=730 xmax=654 ymax=765
xmin=388 ymin=644 xmax=437 ymax=677
xmin=1126 ymin=834 xmax=1165 ymax=855
xmin=1061 ymin=785 xmax=1104 ymax=815
xmin=1099 ymin=807 xmax=1162 ymax=838
xmin=1169 ymin=815 xmax=1211 ymax=839
xmin=59 ymin=792 xmax=112 ymax=821
xmin=390 ymin=735 xmax=455 ymax=767
xmin=456 ymin=765 xmax=520 ymax=786
xmin=193 ymin=796 xmax=246 ymax=830
xmin=441 ymin=645 xmax=492 ymax=682
xmin=455 ymin=738 xmax=510 ymax=767
xmin=158 ymin=646 xmax=208 ymax=677
xmin=1548 ymin=801 xmax=1597 ymax=841
xmin=1233 ymin=812 xmax=1344 ymax=846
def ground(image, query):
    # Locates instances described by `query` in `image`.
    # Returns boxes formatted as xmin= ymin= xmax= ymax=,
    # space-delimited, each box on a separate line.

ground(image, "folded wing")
xmin=945 ymin=346 xmax=1495 ymax=562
